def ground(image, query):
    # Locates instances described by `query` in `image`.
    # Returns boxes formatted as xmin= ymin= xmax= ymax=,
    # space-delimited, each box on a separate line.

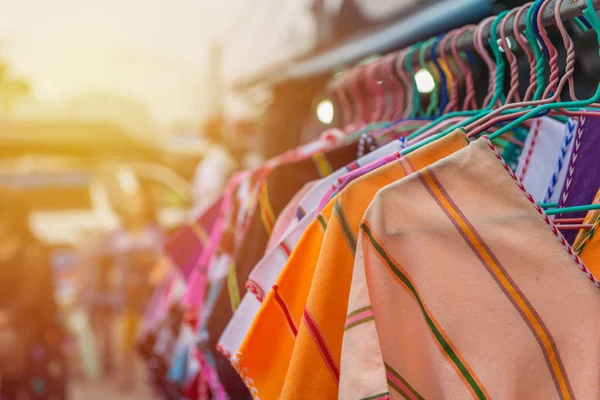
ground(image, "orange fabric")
xmin=573 ymin=189 xmax=600 ymax=276
xmin=280 ymin=130 xmax=468 ymax=399
xmin=234 ymin=200 xmax=336 ymax=399
xmin=235 ymin=130 xmax=468 ymax=399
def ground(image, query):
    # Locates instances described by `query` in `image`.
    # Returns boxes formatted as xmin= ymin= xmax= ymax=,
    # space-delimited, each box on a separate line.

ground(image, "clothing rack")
xmin=401 ymin=0 xmax=600 ymax=66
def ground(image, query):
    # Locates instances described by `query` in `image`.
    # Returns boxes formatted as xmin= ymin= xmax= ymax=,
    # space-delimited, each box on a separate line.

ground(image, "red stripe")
xmin=273 ymin=285 xmax=297 ymax=337
xmin=518 ymin=118 xmax=541 ymax=180
xmin=279 ymin=240 xmax=292 ymax=257
xmin=303 ymin=309 xmax=340 ymax=384
xmin=404 ymin=156 xmax=417 ymax=173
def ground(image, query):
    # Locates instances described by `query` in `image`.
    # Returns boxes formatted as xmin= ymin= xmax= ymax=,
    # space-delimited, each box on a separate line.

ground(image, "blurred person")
xmin=0 ymin=189 xmax=67 ymax=399
xmin=81 ymin=247 xmax=117 ymax=380
xmin=192 ymin=115 xmax=237 ymax=213
xmin=109 ymin=182 xmax=163 ymax=391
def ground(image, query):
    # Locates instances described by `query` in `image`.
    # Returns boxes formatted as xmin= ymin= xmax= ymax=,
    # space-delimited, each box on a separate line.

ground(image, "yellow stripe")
xmin=313 ymin=153 xmax=333 ymax=177
xmin=190 ymin=222 xmax=209 ymax=245
xmin=439 ymin=60 xmax=454 ymax=94
xmin=227 ymin=261 xmax=240 ymax=312
xmin=422 ymin=170 xmax=572 ymax=400
xmin=259 ymin=184 xmax=275 ymax=235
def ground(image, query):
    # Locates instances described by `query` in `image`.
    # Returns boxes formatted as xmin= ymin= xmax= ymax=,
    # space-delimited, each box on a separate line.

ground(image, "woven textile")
xmin=235 ymin=130 xmax=468 ymax=400
xmin=340 ymin=138 xmax=600 ymax=399
xmin=514 ymin=117 xmax=566 ymax=202
xmin=279 ymin=131 xmax=467 ymax=400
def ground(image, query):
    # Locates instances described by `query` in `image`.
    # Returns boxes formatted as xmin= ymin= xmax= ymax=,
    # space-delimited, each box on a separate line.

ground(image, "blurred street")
xmin=72 ymin=381 xmax=153 ymax=400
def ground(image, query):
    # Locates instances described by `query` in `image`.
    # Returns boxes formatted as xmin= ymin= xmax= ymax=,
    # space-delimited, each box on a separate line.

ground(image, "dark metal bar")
xmin=403 ymin=0 xmax=600 ymax=67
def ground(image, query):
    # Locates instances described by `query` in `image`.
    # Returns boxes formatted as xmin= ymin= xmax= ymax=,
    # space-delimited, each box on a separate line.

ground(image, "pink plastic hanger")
xmin=348 ymin=66 xmax=367 ymax=127
xmin=465 ymin=0 xmax=570 ymax=136
xmin=450 ymin=25 xmax=478 ymax=111
xmin=501 ymin=7 xmax=522 ymax=103
xmin=395 ymin=48 xmax=416 ymax=118
xmin=475 ymin=16 xmax=501 ymax=108
xmin=333 ymin=74 xmax=352 ymax=128
xmin=438 ymin=29 xmax=460 ymax=113
xmin=364 ymin=61 xmax=385 ymax=123
xmin=466 ymin=0 xmax=600 ymax=137
xmin=513 ymin=3 xmax=537 ymax=102
xmin=382 ymin=53 xmax=406 ymax=120
xmin=407 ymin=18 xmax=499 ymax=142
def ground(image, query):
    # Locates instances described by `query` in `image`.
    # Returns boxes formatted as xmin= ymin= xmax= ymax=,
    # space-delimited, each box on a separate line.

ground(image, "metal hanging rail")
xmin=402 ymin=0 xmax=600 ymax=66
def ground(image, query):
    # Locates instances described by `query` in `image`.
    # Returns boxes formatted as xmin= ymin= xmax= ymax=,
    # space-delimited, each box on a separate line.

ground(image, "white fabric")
xmin=514 ymin=117 xmax=566 ymax=202
xmin=542 ymin=118 xmax=578 ymax=204
xmin=217 ymin=138 xmax=405 ymax=359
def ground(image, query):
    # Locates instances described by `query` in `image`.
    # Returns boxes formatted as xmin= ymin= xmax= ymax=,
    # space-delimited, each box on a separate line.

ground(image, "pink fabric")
xmin=182 ymin=172 xmax=245 ymax=309
xmin=317 ymin=152 xmax=400 ymax=212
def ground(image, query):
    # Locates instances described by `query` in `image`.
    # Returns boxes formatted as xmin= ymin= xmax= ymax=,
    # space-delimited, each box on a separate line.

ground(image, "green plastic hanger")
xmin=488 ymin=0 xmax=600 ymax=140
xmin=402 ymin=12 xmax=510 ymax=153
xmin=546 ymin=204 xmax=600 ymax=216
xmin=404 ymin=43 xmax=423 ymax=118
xmin=525 ymin=0 xmax=547 ymax=101
xmin=418 ymin=37 xmax=440 ymax=117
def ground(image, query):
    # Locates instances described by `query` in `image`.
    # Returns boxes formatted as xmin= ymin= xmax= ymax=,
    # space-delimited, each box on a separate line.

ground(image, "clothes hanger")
xmin=401 ymin=15 xmax=505 ymax=148
xmin=404 ymin=43 xmax=424 ymax=118
xmin=379 ymin=54 xmax=404 ymax=122
xmin=512 ymin=3 xmax=537 ymax=102
xmin=386 ymin=53 xmax=407 ymax=120
xmin=467 ymin=0 xmax=600 ymax=137
xmin=433 ymin=34 xmax=455 ymax=116
xmin=501 ymin=7 xmax=522 ymax=103
xmin=348 ymin=66 xmax=367 ymax=128
xmin=479 ymin=14 xmax=507 ymax=108
xmin=464 ymin=0 xmax=571 ymax=137
xmin=418 ymin=37 xmax=442 ymax=116
xmin=484 ymin=0 xmax=600 ymax=216
xmin=438 ymin=29 xmax=461 ymax=113
xmin=403 ymin=15 xmax=504 ymax=146
xmin=333 ymin=74 xmax=352 ymax=128
xmin=450 ymin=25 xmax=478 ymax=111
xmin=364 ymin=61 xmax=385 ymax=123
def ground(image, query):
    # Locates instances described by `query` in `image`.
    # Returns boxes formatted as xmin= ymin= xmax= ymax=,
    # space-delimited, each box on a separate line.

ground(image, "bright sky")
xmin=0 ymin=0 xmax=314 ymax=127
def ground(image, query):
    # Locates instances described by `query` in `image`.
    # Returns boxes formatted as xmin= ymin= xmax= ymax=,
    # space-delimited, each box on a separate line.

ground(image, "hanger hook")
xmin=501 ymin=7 xmax=521 ymax=103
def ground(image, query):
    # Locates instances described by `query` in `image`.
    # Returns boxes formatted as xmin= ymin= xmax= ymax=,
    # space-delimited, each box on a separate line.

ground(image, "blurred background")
xmin=0 ymin=0 xmax=560 ymax=398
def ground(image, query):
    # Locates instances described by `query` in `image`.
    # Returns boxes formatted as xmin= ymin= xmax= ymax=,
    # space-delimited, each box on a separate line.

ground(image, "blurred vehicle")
xmin=0 ymin=120 xmax=191 ymax=308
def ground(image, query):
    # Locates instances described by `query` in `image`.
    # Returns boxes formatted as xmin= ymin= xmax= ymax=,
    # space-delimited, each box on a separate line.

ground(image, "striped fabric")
xmin=341 ymin=138 xmax=600 ymax=399
xmin=542 ymin=118 xmax=578 ymax=204
xmin=295 ymin=140 xmax=406 ymax=223
xmin=317 ymin=151 xmax=402 ymax=213
xmin=280 ymin=130 xmax=468 ymax=400
xmin=216 ymin=141 xmax=410 ymax=361
xmin=572 ymin=190 xmax=600 ymax=279
xmin=233 ymin=198 xmax=339 ymax=400
xmin=180 ymin=173 xmax=246 ymax=311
